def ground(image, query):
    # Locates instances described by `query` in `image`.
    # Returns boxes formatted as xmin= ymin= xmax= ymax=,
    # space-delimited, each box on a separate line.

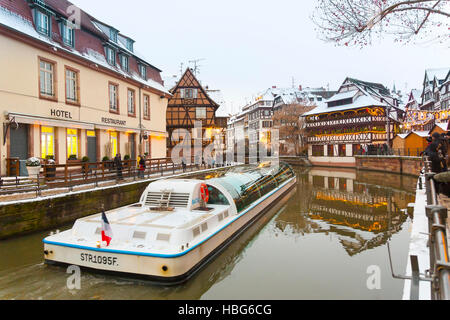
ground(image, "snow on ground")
xmin=402 ymin=175 xmax=431 ymax=300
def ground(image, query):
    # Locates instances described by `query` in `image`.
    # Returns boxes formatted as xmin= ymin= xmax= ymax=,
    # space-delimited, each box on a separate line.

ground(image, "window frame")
xmin=105 ymin=47 xmax=116 ymax=66
xmin=143 ymin=94 xmax=150 ymax=120
xmin=66 ymin=128 xmax=79 ymax=159
xmin=120 ymin=54 xmax=129 ymax=72
xmin=138 ymin=64 xmax=147 ymax=80
xmin=196 ymin=106 xmax=207 ymax=119
xmin=61 ymin=22 xmax=75 ymax=48
xmin=127 ymin=88 xmax=136 ymax=117
xmin=108 ymin=82 xmax=120 ymax=114
xmin=64 ymin=66 xmax=80 ymax=106
xmin=38 ymin=57 xmax=57 ymax=102
xmin=41 ymin=126 xmax=55 ymax=160
xmin=35 ymin=10 xmax=50 ymax=37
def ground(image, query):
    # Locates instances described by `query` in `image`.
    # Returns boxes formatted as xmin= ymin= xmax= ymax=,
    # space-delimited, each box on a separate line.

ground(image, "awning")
xmin=8 ymin=113 xmax=95 ymax=130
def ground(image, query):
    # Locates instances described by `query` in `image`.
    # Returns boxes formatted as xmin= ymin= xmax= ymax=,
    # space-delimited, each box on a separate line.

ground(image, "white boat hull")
xmin=44 ymin=177 xmax=296 ymax=283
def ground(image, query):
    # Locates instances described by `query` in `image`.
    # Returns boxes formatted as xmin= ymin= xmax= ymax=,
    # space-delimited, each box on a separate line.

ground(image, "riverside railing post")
xmin=425 ymin=173 xmax=435 ymax=205
xmin=426 ymin=205 xmax=450 ymax=300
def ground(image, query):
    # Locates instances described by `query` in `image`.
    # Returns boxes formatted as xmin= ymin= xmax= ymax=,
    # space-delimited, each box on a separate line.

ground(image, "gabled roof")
xmin=425 ymin=68 xmax=450 ymax=83
xmin=168 ymin=68 xmax=220 ymax=109
xmin=303 ymin=94 xmax=389 ymax=116
xmin=345 ymin=78 xmax=391 ymax=96
xmin=395 ymin=131 xmax=430 ymax=140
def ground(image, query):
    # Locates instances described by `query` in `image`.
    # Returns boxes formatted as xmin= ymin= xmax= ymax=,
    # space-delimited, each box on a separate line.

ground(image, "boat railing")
xmin=422 ymin=155 xmax=450 ymax=300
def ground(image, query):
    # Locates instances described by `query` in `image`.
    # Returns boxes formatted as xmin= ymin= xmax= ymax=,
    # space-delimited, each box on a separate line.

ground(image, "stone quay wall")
xmin=355 ymin=155 xmax=423 ymax=177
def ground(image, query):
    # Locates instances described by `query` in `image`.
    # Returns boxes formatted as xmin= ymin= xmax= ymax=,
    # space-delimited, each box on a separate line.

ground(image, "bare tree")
xmin=312 ymin=0 xmax=450 ymax=46
xmin=273 ymin=104 xmax=315 ymax=156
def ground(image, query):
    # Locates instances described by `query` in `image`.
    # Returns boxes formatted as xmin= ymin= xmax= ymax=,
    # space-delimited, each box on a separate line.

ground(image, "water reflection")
xmin=0 ymin=166 xmax=416 ymax=300
xmin=275 ymin=169 xmax=415 ymax=256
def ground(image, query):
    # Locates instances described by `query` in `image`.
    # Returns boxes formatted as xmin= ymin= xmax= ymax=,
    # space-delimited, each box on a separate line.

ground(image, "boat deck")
xmin=47 ymin=203 xmax=231 ymax=256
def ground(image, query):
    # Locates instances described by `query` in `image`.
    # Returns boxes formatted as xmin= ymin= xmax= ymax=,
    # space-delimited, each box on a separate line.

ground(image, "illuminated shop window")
xmin=110 ymin=131 xmax=118 ymax=158
xmin=41 ymin=126 xmax=55 ymax=159
xmin=67 ymin=129 xmax=78 ymax=159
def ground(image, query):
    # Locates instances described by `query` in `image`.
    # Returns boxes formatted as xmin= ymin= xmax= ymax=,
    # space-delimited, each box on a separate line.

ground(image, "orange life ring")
xmin=200 ymin=184 xmax=209 ymax=203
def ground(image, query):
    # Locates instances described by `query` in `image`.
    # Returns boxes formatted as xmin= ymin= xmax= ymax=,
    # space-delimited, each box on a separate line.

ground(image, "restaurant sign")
xmin=101 ymin=117 xmax=127 ymax=126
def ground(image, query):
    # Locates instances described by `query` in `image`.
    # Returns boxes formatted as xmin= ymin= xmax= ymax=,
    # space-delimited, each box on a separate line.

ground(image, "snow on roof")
xmin=0 ymin=5 xmax=170 ymax=95
xmin=303 ymin=94 xmax=389 ymax=117
xmin=409 ymin=89 xmax=422 ymax=102
xmin=326 ymin=90 xmax=358 ymax=103
xmin=414 ymin=131 xmax=431 ymax=138
xmin=396 ymin=134 xmax=409 ymax=139
xmin=434 ymin=123 xmax=448 ymax=131
xmin=426 ymin=68 xmax=450 ymax=82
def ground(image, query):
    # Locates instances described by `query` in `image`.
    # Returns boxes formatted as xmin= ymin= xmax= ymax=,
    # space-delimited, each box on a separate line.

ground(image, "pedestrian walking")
xmin=114 ymin=154 xmax=123 ymax=180
xmin=138 ymin=155 xmax=146 ymax=178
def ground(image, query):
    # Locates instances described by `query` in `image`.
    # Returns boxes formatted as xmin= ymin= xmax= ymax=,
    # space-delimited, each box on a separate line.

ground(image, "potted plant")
xmin=81 ymin=156 xmax=90 ymax=175
xmin=67 ymin=154 xmax=79 ymax=164
xmin=26 ymin=157 xmax=41 ymax=177
xmin=45 ymin=155 xmax=56 ymax=179
xmin=102 ymin=156 xmax=112 ymax=170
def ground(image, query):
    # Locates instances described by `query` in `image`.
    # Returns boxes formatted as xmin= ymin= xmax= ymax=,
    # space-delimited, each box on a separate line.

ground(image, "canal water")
xmin=0 ymin=167 xmax=417 ymax=300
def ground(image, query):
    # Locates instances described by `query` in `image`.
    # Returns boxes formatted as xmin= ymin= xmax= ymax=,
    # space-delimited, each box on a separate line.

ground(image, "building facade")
xmin=166 ymin=68 xmax=227 ymax=158
xmin=421 ymin=68 xmax=450 ymax=111
xmin=303 ymin=78 xmax=404 ymax=167
xmin=0 ymin=0 xmax=170 ymax=176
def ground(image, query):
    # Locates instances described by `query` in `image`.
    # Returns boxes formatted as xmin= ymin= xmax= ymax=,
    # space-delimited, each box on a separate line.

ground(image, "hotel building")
xmin=0 ymin=0 xmax=170 ymax=176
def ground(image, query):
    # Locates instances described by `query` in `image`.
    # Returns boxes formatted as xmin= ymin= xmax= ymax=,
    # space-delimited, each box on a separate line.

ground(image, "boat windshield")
xmin=209 ymin=162 xmax=295 ymax=213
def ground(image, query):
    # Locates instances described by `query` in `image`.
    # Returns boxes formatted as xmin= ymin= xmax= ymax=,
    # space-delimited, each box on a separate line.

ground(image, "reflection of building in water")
xmin=275 ymin=168 xmax=414 ymax=257
xmin=307 ymin=169 xmax=412 ymax=256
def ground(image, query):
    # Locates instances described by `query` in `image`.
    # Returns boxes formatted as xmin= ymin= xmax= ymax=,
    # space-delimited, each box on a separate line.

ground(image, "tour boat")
xmin=43 ymin=162 xmax=297 ymax=284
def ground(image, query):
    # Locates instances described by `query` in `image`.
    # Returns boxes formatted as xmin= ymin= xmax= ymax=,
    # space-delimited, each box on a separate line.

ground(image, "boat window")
xmin=207 ymin=186 xmax=230 ymax=205
xmin=208 ymin=162 xmax=295 ymax=213
xmin=256 ymin=174 xmax=279 ymax=197
xmin=273 ymin=163 xmax=295 ymax=185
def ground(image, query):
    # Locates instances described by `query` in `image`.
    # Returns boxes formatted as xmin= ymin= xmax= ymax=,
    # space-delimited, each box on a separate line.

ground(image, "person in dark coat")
xmin=114 ymin=154 xmax=123 ymax=180
xmin=138 ymin=155 xmax=146 ymax=178
xmin=425 ymin=142 xmax=443 ymax=174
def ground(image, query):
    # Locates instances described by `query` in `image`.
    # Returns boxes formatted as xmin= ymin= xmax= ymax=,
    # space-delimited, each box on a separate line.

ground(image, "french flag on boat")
xmin=101 ymin=211 xmax=113 ymax=246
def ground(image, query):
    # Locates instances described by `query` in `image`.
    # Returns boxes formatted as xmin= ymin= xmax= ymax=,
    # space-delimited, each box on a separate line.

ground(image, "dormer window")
xmin=120 ymin=54 xmax=129 ymax=72
xmin=105 ymin=47 xmax=116 ymax=66
xmin=138 ymin=64 xmax=147 ymax=80
xmin=35 ymin=10 xmax=50 ymax=36
xmin=110 ymin=29 xmax=118 ymax=43
xmin=126 ymin=39 xmax=134 ymax=52
xmin=61 ymin=22 xmax=75 ymax=47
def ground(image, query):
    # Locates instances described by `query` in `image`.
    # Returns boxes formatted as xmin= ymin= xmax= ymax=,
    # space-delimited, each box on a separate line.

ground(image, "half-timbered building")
xmin=303 ymin=78 xmax=404 ymax=167
xmin=166 ymin=68 xmax=227 ymax=157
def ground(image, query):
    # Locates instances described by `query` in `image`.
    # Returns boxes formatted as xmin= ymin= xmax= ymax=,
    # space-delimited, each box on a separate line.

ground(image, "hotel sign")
xmin=101 ymin=117 xmax=127 ymax=126
xmin=51 ymin=109 xmax=73 ymax=119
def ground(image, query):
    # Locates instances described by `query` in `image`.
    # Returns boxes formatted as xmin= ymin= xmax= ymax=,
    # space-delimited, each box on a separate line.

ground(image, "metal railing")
xmin=423 ymin=156 xmax=450 ymax=300
xmin=0 ymin=157 xmax=231 ymax=198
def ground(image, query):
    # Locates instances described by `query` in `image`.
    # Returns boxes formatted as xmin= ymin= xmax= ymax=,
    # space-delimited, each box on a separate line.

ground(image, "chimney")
xmin=272 ymin=86 xmax=277 ymax=89
xmin=299 ymin=85 xmax=303 ymax=91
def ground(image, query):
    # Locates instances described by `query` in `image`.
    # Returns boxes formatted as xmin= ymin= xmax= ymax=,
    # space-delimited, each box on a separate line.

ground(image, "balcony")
xmin=305 ymin=116 xmax=387 ymax=129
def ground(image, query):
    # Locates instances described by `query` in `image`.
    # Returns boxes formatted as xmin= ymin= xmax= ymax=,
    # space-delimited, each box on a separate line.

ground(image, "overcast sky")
xmin=70 ymin=0 xmax=449 ymax=115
